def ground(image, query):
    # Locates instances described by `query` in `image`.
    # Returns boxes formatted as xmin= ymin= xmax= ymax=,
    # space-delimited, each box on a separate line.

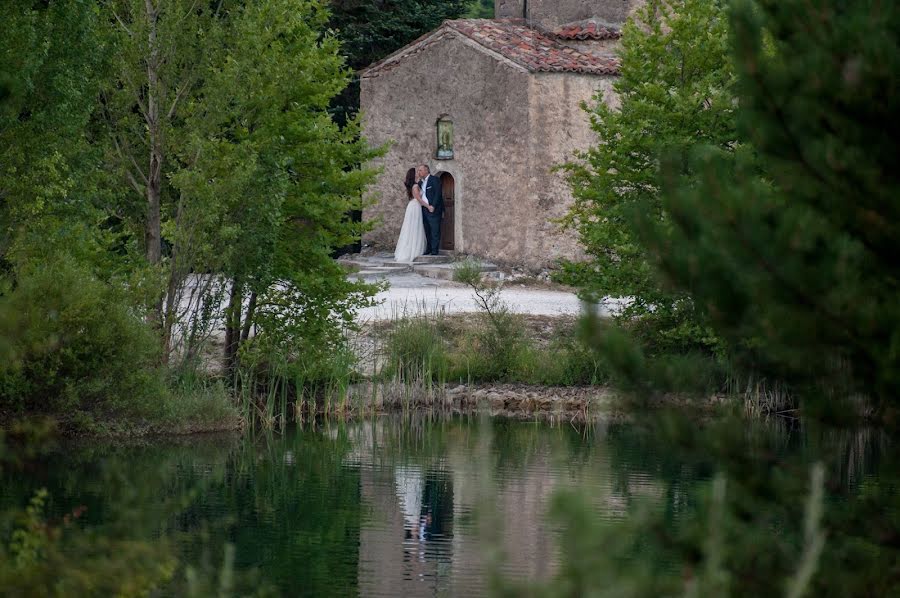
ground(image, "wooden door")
xmin=440 ymin=173 xmax=455 ymax=251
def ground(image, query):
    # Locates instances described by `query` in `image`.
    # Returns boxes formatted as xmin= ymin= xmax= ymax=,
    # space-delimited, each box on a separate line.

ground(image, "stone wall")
xmin=495 ymin=0 xmax=525 ymax=19
xmin=496 ymin=0 xmax=644 ymax=28
xmin=524 ymin=72 xmax=617 ymax=266
xmin=360 ymin=32 xmax=533 ymax=264
xmin=360 ymin=31 xmax=615 ymax=269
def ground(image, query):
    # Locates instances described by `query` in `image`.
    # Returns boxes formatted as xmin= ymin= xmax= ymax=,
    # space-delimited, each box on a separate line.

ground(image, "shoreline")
xmin=1 ymin=382 xmax=731 ymax=441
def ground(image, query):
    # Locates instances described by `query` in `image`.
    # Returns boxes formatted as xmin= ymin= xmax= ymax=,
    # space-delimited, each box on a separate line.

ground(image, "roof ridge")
xmin=553 ymin=18 xmax=623 ymax=41
xmin=361 ymin=19 xmax=619 ymax=79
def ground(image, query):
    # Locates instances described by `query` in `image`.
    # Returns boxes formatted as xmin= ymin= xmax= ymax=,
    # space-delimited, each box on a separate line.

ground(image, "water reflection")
xmin=0 ymin=415 xmax=891 ymax=597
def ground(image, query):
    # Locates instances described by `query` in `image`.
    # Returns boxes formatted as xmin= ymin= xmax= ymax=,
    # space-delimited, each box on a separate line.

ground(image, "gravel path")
xmin=354 ymin=271 xmax=618 ymax=322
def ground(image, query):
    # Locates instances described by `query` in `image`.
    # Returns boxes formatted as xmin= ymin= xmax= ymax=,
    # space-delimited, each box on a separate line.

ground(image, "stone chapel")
xmin=360 ymin=0 xmax=644 ymax=269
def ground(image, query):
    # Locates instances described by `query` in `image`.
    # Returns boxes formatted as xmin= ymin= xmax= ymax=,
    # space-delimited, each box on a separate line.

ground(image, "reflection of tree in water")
xmin=520 ymin=415 xmax=900 ymax=597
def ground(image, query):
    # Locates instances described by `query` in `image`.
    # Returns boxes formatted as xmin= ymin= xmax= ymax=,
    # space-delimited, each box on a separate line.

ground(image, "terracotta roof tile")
xmin=554 ymin=19 xmax=622 ymax=41
xmin=446 ymin=19 xmax=619 ymax=76
xmin=361 ymin=19 xmax=619 ymax=78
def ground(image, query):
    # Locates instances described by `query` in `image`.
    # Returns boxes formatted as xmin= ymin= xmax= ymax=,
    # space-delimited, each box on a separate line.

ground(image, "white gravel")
xmin=354 ymin=271 xmax=620 ymax=322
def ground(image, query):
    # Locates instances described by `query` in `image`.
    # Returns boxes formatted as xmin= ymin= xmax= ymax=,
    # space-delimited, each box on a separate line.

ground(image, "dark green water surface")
xmin=1 ymin=416 xmax=890 ymax=596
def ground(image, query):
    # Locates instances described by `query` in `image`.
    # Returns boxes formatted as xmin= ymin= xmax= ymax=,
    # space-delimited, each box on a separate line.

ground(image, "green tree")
xmin=2 ymin=0 xmax=383 ymax=413
xmin=465 ymin=0 xmax=493 ymax=18
xmin=172 ymin=0 xmax=382 ymax=376
xmin=561 ymin=0 xmax=737 ymax=353
xmin=638 ymin=0 xmax=900 ymax=406
xmin=100 ymin=0 xmax=224 ymax=268
xmin=99 ymin=0 xmax=381 ymax=372
xmin=0 ymin=0 xmax=110 ymax=269
xmin=99 ymin=0 xmax=232 ymax=356
xmin=327 ymin=0 xmax=470 ymax=124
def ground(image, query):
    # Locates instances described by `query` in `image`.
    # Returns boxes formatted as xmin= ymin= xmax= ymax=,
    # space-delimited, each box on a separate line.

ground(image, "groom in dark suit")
xmin=417 ymin=164 xmax=443 ymax=256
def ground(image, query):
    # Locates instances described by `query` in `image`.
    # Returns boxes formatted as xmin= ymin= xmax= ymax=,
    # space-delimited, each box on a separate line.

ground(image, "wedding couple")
xmin=394 ymin=164 xmax=444 ymax=263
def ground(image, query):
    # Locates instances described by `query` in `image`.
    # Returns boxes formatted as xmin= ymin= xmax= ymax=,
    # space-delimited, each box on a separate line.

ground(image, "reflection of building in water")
xmin=448 ymin=448 xmax=560 ymax=585
xmin=354 ymin=421 xmax=455 ymax=597
xmin=358 ymin=457 xmax=455 ymax=596
xmin=394 ymin=464 xmax=423 ymax=531
xmin=353 ymin=421 xmax=566 ymax=595
xmin=351 ymin=420 xmax=669 ymax=596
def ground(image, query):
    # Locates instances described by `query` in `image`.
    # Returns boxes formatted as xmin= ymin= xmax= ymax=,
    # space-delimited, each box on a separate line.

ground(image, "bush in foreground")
xmin=0 ymin=259 xmax=163 ymax=415
xmin=0 ymin=259 xmax=240 ymax=431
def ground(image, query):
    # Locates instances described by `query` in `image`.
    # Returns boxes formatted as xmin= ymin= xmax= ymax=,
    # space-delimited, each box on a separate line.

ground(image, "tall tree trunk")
xmin=241 ymin=291 xmax=258 ymax=343
xmin=145 ymin=0 xmax=162 ymax=266
xmin=224 ymin=278 xmax=244 ymax=379
xmin=161 ymin=192 xmax=187 ymax=364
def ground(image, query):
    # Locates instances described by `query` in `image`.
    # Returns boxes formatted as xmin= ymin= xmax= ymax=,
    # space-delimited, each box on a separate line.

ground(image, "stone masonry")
xmin=496 ymin=0 xmax=645 ymax=30
xmin=359 ymin=3 xmax=638 ymax=270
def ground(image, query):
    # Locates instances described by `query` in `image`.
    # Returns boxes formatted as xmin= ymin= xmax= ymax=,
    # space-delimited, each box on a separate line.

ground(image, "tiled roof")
xmin=554 ymin=19 xmax=622 ymax=41
xmin=361 ymin=19 xmax=619 ymax=78
xmin=446 ymin=19 xmax=619 ymax=75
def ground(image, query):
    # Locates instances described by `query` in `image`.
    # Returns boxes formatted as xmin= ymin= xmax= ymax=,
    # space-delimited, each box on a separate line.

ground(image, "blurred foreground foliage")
xmin=537 ymin=0 xmax=900 ymax=594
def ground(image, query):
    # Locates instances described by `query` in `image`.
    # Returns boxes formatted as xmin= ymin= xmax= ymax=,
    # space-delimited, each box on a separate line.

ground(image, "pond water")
xmin=1 ymin=415 xmax=890 ymax=596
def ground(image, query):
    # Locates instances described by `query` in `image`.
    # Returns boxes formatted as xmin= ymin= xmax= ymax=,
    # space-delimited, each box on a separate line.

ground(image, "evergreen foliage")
xmin=561 ymin=0 xmax=736 ymax=353
xmin=465 ymin=0 xmax=494 ymax=18
xmin=535 ymin=1 xmax=900 ymax=591
xmin=327 ymin=0 xmax=471 ymax=123
xmin=636 ymin=0 xmax=900 ymax=405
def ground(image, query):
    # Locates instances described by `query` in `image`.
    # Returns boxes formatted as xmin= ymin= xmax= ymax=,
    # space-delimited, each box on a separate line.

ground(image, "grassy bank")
xmin=0 ymin=260 xmax=242 ymax=438
xmin=0 ymin=383 xmax=241 ymax=439
xmin=375 ymin=312 xmax=608 ymax=386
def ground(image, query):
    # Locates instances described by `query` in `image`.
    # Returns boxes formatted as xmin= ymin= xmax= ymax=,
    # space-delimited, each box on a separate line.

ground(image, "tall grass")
xmin=727 ymin=372 xmax=796 ymax=418
xmin=156 ymin=371 xmax=241 ymax=433
xmin=377 ymin=310 xmax=612 ymax=387
xmin=379 ymin=314 xmax=449 ymax=384
xmin=235 ymin=348 xmax=363 ymax=430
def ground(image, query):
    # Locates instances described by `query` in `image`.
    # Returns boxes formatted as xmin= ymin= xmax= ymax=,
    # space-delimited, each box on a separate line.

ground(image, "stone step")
xmin=412 ymin=261 xmax=498 ymax=281
xmin=413 ymin=254 xmax=453 ymax=265
xmin=371 ymin=256 xmax=453 ymax=267
xmin=352 ymin=269 xmax=393 ymax=279
xmin=338 ymin=259 xmax=375 ymax=270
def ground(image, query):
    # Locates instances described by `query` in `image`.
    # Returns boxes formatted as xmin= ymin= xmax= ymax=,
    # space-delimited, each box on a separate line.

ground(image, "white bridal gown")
xmin=394 ymin=198 xmax=427 ymax=263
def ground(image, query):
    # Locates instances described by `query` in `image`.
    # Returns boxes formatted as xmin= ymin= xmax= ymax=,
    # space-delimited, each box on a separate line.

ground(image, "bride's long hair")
xmin=404 ymin=168 xmax=416 ymax=199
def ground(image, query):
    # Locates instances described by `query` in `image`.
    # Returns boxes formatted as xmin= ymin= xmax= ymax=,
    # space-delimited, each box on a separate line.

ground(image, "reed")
xmin=724 ymin=371 xmax=797 ymax=418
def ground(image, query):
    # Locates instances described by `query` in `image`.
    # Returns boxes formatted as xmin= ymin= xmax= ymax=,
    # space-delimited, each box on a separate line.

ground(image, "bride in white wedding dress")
xmin=394 ymin=167 xmax=430 ymax=263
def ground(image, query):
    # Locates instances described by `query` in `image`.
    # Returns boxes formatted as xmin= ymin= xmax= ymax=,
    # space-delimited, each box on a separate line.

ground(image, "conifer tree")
xmin=639 ymin=0 xmax=900 ymax=404
xmin=562 ymin=0 xmax=736 ymax=353
xmin=327 ymin=0 xmax=470 ymax=123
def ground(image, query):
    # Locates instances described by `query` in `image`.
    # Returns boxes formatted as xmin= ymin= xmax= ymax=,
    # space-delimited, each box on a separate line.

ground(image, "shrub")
xmin=453 ymin=258 xmax=528 ymax=381
xmin=451 ymin=257 xmax=483 ymax=286
xmin=380 ymin=316 xmax=448 ymax=383
xmin=517 ymin=341 xmax=612 ymax=387
xmin=0 ymin=259 xmax=163 ymax=415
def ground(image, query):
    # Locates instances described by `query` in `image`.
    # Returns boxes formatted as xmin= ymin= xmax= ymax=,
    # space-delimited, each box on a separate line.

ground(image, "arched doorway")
xmin=439 ymin=172 xmax=455 ymax=251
